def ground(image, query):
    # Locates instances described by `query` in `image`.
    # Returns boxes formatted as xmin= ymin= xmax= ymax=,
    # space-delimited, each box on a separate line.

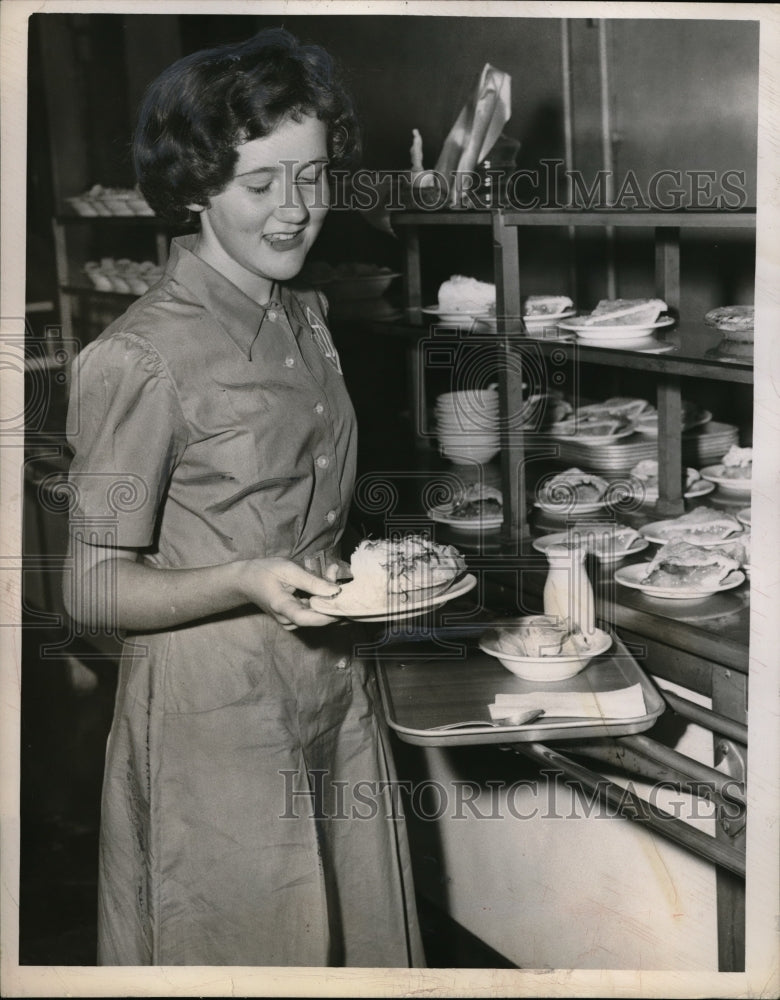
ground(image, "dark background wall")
xmin=28 ymin=12 xmax=759 ymax=313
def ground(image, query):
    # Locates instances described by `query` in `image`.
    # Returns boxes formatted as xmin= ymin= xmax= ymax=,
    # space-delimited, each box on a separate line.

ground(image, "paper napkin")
xmin=488 ymin=683 xmax=647 ymax=722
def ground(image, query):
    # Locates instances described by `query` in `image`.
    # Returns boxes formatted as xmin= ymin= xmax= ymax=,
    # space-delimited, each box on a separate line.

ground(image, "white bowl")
xmin=480 ymin=624 xmax=611 ymax=682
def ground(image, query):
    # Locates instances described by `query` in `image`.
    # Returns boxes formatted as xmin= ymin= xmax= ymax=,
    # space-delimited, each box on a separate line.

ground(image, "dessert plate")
xmin=309 ymin=573 xmax=477 ymax=621
xmin=631 ymin=479 xmax=715 ymax=504
xmin=547 ymin=424 xmax=637 ymax=445
xmin=427 ymin=505 xmax=503 ymax=531
xmin=532 ymin=530 xmax=648 ymax=563
xmin=736 ymin=507 xmax=751 ymax=527
xmin=614 ymin=563 xmax=745 ymax=600
xmin=699 ymin=464 xmax=752 ymax=497
xmin=640 ymin=518 xmax=745 ymax=548
xmin=422 ymin=305 xmax=493 ymax=325
xmin=533 ymin=497 xmax=608 ymax=516
xmin=559 ymin=316 xmax=675 ymax=339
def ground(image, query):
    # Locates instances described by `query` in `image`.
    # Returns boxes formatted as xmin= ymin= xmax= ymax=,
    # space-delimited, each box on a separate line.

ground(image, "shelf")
xmin=387 ymin=207 xmax=756 ymax=230
xmin=345 ymin=316 xmax=753 ymax=383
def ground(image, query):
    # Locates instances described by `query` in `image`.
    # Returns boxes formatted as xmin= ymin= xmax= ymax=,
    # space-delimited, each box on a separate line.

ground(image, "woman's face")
xmin=192 ymin=115 xmax=330 ymax=302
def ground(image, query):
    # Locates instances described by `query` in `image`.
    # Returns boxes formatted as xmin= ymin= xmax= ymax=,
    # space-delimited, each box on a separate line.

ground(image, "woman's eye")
xmin=247 ymin=181 xmax=273 ymax=195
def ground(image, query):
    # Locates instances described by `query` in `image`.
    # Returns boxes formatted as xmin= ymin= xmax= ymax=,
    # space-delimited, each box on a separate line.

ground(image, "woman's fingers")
xmin=270 ymin=560 xmax=342 ymax=597
xmin=324 ymin=559 xmax=353 ymax=583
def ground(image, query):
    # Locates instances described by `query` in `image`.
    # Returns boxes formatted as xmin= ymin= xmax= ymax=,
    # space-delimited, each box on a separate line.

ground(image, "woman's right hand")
xmin=235 ymin=557 xmax=343 ymax=630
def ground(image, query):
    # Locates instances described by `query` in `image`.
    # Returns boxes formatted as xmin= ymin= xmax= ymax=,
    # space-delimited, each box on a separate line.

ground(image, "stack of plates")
xmin=552 ymin=421 xmax=739 ymax=475
xmin=435 ymin=388 xmax=500 ymax=464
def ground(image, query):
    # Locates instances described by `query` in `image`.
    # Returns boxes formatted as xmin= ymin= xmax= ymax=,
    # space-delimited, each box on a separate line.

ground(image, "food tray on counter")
xmin=545 ymin=421 xmax=738 ymax=475
xmin=376 ymin=633 xmax=665 ymax=746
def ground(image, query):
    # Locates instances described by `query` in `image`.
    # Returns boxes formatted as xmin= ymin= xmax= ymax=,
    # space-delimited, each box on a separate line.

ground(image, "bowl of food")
xmin=311 ymin=261 xmax=400 ymax=300
xmin=480 ymin=615 xmax=611 ymax=681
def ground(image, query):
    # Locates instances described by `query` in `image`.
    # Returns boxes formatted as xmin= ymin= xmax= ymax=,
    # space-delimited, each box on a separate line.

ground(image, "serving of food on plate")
xmin=532 ymin=524 xmax=647 ymax=563
xmin=427 ymin=484 xmax=504 ymax=529
xmin=521 ymin=295 xmax=576 ymax=332
xmin=700 ymin=445 xmax=752 ymax=496
xmin=640 ymin=506 xmax=745 ymax=547
xmin=423 ymin=274 xmax=496 ymax=323
xmin=704 ymin=304 xmax=754 ymax=343
xmin=309 ymin=535 xmax=475 ymax=619
xmin=535 ymin=467 xmax=610 ymax=514
xmin=615 ymin=540 xmax=744 ymax=599
xmin=628 ymin=460 xmax=715 ymax=503
xmin=558 ymin=298 xmax=674 ymax=339
xmin=633 ymin=401 xmax=712 ymax=436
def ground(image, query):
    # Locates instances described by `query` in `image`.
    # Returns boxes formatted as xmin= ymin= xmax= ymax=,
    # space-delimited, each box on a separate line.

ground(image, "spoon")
xmin=428 ymin=709 xmax=544 ymax=731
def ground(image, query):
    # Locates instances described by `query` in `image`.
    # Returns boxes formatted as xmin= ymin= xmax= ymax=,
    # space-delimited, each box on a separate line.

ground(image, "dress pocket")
xmin=160 ymin=611 xmax=273 ymax=715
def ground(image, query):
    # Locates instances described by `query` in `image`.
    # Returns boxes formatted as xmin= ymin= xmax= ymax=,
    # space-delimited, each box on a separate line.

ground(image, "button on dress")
xmin=66 ymin=235 xmax=424 ymax=967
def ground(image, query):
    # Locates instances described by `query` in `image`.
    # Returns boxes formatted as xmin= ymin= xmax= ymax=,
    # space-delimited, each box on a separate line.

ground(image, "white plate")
xmin=614 ymin=563 xmax=745 ymax=600
xmin=632 ymin=479 xmax=716 ymax=504
xmin=309 ymin=573 xmax=477 ymax=621
xmin=634 ymin=410 xmax=713 ymax=437
xmin=699 ymin=464 xmax=752 ymax=497
xmin=427 ymin=506 xmax=504 ymax=531
xmin=640 ymin=518 xmax=745 ymax=548
xmin=422 ymin=305 xmax=494 ymax=324
xmin=532 ymin=531 xmax=649 ymax=563
xmin=522 ymin=309 xmax=576 ymax=330
xmin=736 ymin=507 xmax=751 ymax=527
xmin=559 ymin=316 xmax=676 ymax=338
xmin=547 ymin=424 xmax=638 ymax=445
xmin=534 ymin=498 xmax=607 ymax=516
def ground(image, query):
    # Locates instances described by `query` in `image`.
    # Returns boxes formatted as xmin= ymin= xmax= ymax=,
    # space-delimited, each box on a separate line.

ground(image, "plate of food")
xmin=532 ymin=526 xmax=648 ymax=563
xmin=633 ymin=405 xmax=712 ymax=437
xmin=704 ymin=304 xmax=754 ymax=343
xmin=422 ymin=274 xmax=496 ymax=324
xmin=736 ymin=507 xmax=751 ymax=528
xmin=628 ymin=461 xmax=715 ymax=503
xmin=522 ymin=295 xmax=576 ymax=332
xmin=614 ymin=541 xmax=745 ymax=599
xmin=547 ymin=414 xmax=637 ymax=445
xmin=534 ymin=468 xmax=610 ymax=515
xmin=427 ymin=484 xmax=504 ymax=530
xmin=479 ymin=616 xmax=612 ymax=682
xmin=309 ymin=535 xmax=475 ymax=621
xmin=700 ymin=446 xmax=753 ymax=496
xmin=640 ymin=506 xmax=745 ymax=547
xmin=558 ymin=298 xmax=674 ymax=339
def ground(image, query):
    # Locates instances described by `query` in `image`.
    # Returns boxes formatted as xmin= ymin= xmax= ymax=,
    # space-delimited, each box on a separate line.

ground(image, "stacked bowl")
xmin=434 ymin=387 xmax=500 ymax=464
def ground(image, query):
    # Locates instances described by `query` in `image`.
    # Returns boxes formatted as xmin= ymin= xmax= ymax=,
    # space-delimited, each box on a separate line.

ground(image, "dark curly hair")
xmin=133 ymin=29 xmax=360 ymax=223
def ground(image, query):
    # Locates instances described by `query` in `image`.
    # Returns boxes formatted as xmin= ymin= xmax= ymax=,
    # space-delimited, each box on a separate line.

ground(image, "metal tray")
xmin=376 ymin=633 xmax=665 ymax=746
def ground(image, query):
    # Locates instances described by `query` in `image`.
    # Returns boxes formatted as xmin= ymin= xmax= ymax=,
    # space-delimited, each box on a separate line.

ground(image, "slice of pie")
xmin=641 ymin=540 xmax=740 ymax=589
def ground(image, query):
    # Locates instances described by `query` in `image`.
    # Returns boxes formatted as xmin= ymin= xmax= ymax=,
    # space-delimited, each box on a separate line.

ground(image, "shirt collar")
xmin=164 ymin=234 xmax=283 ymax=360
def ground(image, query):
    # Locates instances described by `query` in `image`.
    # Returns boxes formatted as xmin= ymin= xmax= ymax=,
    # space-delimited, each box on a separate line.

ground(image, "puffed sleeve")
xmin=66 ymin=331 xmax=188 ymax=547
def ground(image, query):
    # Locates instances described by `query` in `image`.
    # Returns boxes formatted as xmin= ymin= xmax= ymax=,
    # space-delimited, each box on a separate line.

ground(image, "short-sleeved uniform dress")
xmin=66 ymin=235 xmax=424 ymax=967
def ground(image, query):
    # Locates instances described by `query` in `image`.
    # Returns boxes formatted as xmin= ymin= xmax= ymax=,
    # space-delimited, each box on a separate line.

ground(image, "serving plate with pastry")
xmin=547 ymin=413 xmax=637 ymax=445
xmin=640 ymin=506 xmax=745 ymax=547
xmin=534 ymin=468 xmax=611 ymax=515
xmin=699 ymin=445 xmax=752 ymax=496
xmin=628 ymin=460 xmax=715 ymax=504
xmin=614 ymin=540 xmax=744 ymax=599
xmin=427 ymin=484 xmax=504 ymax=531
xmin=423 ymin=274 xmax=496 ymax=324
xmin=532 ymin=525 xmax=648 ymax=563
xmin=309 ymin=535 xmax=475 ymax=620
xmin=522 ymin=295 xmax=576 ymax=333
xmin=633 ymin=402 xmax=712 ymax=437
xmin=559 ymin=298 xmax=675 ymax=339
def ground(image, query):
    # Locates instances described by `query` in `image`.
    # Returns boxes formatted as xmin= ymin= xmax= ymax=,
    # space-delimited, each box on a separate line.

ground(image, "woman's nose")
xmin=275 ymin=181 xmax=310 ymax=223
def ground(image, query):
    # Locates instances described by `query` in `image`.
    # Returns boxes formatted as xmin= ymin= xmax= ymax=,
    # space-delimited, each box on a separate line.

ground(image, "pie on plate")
xmin=640 ymin=506 xmax=744 ymax=547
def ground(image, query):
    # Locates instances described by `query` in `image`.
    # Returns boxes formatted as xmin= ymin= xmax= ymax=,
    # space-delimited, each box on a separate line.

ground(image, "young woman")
xmin=64 ymin=29 xmax=424 ymax=968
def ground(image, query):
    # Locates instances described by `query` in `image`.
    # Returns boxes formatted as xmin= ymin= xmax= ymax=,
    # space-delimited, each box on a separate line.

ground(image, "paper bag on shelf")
xmin=434 ymin=63 xmax=512 ymax=207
